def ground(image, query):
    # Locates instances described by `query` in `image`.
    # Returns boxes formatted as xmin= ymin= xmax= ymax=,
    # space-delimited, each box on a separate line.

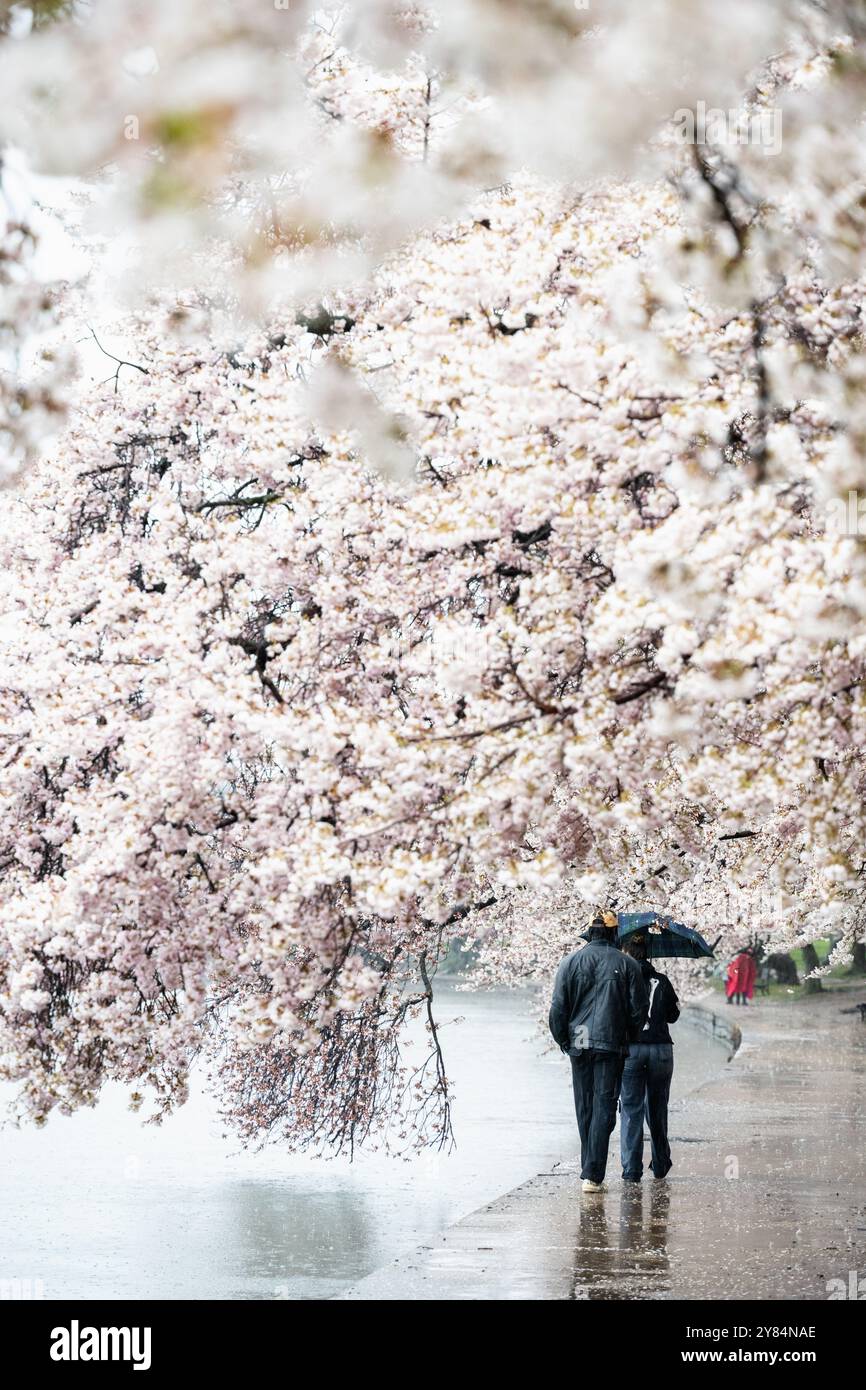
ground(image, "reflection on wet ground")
xmin=340 ymin=987 xmax=866 ymax=1300
xmin=570 ymin=1183 xmax=672 ymax=1299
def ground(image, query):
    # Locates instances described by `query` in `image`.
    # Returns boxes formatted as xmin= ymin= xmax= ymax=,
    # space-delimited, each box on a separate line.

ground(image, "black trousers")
xmin=569 ymin=1048 xmax=626 ymax=1183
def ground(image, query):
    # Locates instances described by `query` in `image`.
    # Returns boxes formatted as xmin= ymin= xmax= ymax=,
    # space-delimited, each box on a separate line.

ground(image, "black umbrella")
xmin=615 ymin=910 xmax=715 ymax=960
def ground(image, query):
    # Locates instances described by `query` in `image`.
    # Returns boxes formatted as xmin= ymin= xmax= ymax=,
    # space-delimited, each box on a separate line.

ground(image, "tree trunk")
xmin=849 ymin=941 xmax=866 ymax=975
xmin=801 ymin=942 xmax=823 ymax=993
xmin=766 ymin=951 xmax=798 ymax=985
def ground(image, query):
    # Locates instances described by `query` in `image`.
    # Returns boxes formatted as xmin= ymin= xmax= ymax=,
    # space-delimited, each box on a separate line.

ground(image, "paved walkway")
xmin=337 ymin=985 xmax=866 ymax=1299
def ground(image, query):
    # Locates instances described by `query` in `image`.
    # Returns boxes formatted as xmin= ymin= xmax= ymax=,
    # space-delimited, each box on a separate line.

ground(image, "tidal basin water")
xmin=0 ymin=979 xmax=727 ymax=1300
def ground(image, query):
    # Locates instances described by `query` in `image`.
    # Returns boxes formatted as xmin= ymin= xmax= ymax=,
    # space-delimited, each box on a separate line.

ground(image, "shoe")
xmin=582 ymin=1178 xmax=606 ymax=1192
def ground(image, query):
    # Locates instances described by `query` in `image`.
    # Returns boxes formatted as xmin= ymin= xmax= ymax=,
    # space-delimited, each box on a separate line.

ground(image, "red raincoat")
xmin=725 ymin=951 xmax=757 ymax=999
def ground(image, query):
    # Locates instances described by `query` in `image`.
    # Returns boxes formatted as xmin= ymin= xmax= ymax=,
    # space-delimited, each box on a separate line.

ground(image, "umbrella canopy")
xmin=615 ymin=910 xmax=715 ymax=960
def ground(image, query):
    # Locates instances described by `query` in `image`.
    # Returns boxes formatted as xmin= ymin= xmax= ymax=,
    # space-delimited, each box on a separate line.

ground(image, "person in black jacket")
xmin=548 ymin=911 xmax=649 ymax=1192
xmin=618 ymin=934 xmax=680 ymax=1183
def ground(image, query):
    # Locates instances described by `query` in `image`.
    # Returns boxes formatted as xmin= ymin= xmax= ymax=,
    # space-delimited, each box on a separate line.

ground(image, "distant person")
xmin=618 ymin=935 xmax=680 ymax=1183
xmin=548 ymin=910 xmax=649 ymax=1193
xmin=726 ymin=949 xmax=757 ymax=1006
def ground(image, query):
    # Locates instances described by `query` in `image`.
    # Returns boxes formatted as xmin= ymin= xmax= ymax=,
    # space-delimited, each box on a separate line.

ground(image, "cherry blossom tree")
xmin=2 ymin=0 xmax=866 ymax=1154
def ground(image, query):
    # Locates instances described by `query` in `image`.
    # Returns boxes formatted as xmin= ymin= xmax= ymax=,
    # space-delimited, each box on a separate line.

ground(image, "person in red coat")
xmin=726 ymin=950 xmax=757 ymax=1005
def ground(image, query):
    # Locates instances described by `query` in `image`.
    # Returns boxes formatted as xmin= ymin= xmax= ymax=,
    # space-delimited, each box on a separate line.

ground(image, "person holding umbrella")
xmin=619 ymin=933 xmax=680 ymax=1183
xmin=614 ymin=911 xmax=715 ymax=1184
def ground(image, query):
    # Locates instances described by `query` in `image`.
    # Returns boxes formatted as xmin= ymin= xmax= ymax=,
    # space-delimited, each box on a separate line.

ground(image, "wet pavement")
xmin=337 ymin=986 xmax=866 ymax=1300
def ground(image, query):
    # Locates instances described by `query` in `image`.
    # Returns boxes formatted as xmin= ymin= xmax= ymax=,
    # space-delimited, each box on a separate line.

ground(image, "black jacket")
xmin=548 ymin=930 xmax=650 ymax=1056
xmin=631 ymin=959 xmax=680 ymax=1044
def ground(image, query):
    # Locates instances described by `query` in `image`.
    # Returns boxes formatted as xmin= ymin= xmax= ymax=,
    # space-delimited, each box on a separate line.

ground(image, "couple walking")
xmin=548 ymin=910 xmax=680 ymax=1192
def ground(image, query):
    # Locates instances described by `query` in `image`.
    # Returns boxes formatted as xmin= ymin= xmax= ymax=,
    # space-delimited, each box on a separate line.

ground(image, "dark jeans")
xmin=570 ymin=1049 xmax=626 ymax=1183
xmin=619 ymin=1041 xmax=674 ymax=1179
